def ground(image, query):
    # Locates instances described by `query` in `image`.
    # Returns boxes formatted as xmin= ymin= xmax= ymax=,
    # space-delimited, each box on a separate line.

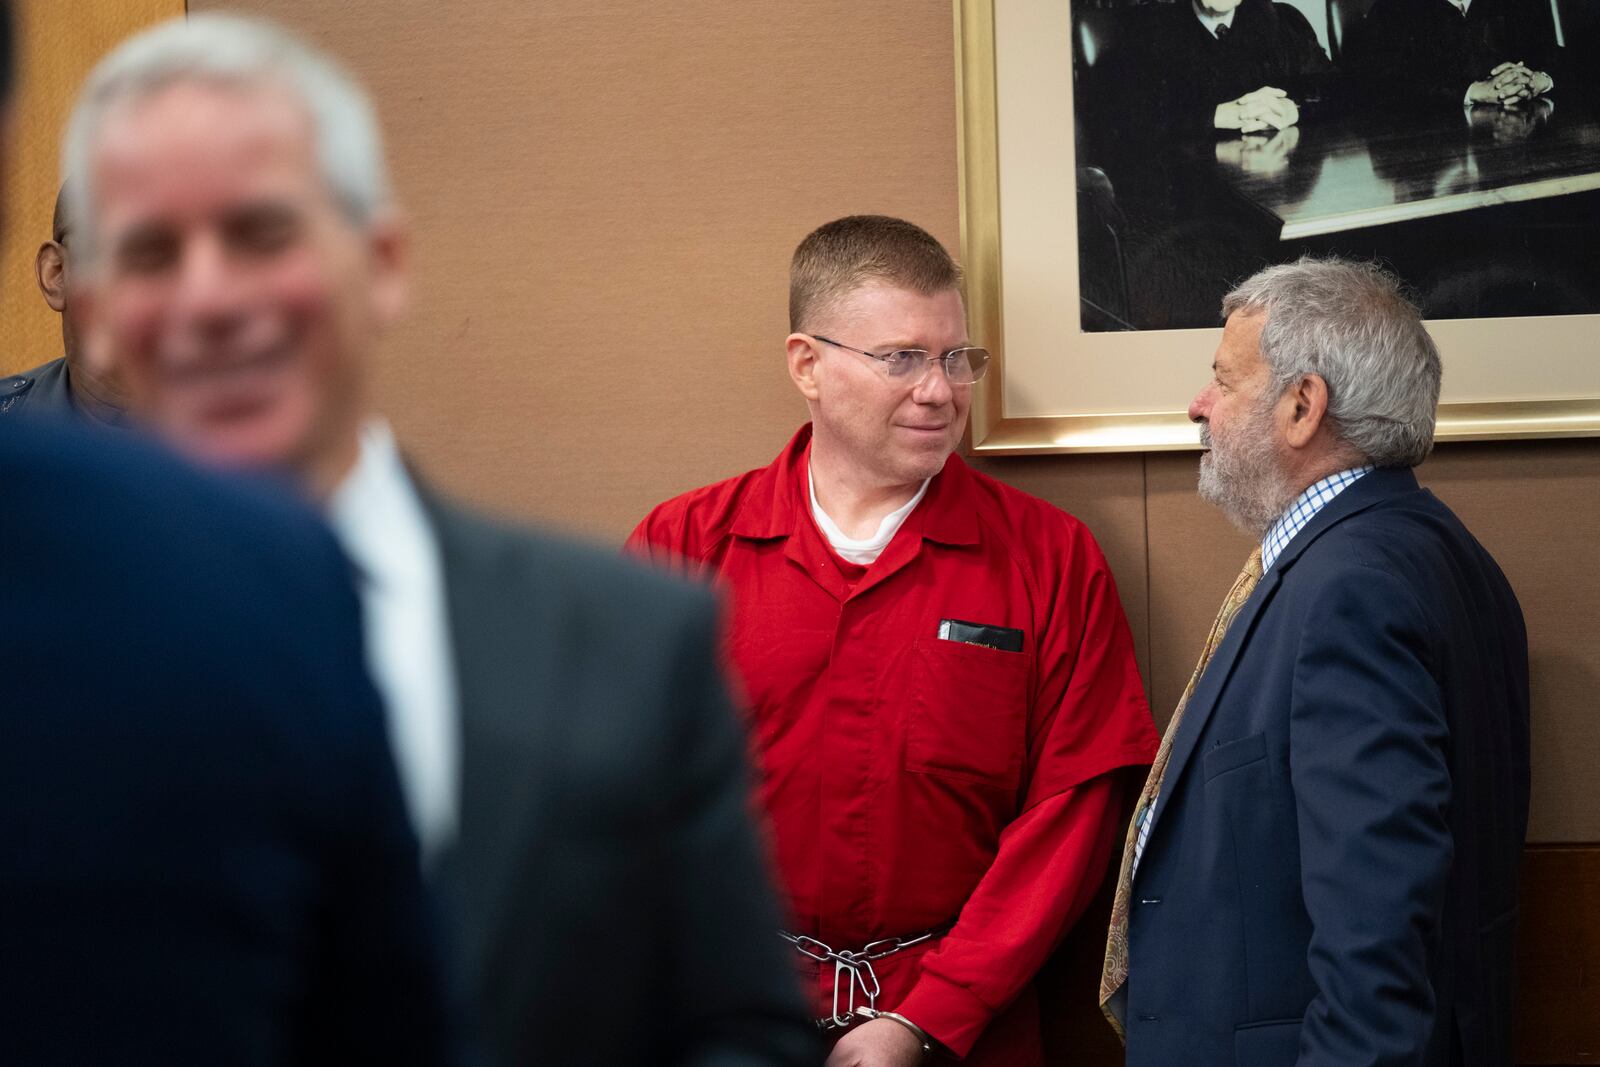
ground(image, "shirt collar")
xmin=731 ymin=422 xmax=979 ymax=547
xmin=808 ymin=465 xmax=930 ymax=560
xmin=326 ymin=418 xmax=436 ymax=591
xmin=1192 ymin=0 xmax=1238 ymax=35
xmin=1260 ymin=465 xmax=1376 ymax=572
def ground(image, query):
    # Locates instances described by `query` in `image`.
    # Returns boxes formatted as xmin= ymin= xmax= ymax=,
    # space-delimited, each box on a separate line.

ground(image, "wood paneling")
xmin=0 ymin=0 xmax=182 ymax=374
xmin=1416 ymin=440 xmax=1600 ymax=844
xmin=1516 ymin=846 xmax=1600 ymax=1064
xmin=1143 ymin=450 xmax=1258 ymax=727
xmin=968 ymin=453 xmax=1150 ymax=683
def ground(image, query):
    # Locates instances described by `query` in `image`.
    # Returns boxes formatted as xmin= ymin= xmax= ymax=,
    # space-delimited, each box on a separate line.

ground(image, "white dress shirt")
xmin=327 ymin=419 xmax=460 ymax=862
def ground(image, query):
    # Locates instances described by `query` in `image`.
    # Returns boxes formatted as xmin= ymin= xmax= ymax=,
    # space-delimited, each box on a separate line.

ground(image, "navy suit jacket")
xmin=0 ymin=421 xmax=453 ymax=1065
xmin=1125 ymin=468 xmax=1529 ymax=1067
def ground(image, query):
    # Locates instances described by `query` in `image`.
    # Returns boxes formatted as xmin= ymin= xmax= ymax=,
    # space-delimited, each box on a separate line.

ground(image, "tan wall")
xmin=173 ymin=0 xmax=1597 ymax=842
xmin=0 ymin=0 xmax=181 ymax=374
xmin=189 ymin=0 xmax=962 ymax=538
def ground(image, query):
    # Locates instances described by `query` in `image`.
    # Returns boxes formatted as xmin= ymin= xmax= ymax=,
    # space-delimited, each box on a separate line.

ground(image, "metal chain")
xmin=779 ymin=925 xmax=950 ymax=1031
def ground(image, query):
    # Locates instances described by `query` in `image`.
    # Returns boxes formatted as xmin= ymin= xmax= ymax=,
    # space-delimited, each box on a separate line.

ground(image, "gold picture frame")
xmin=954 ymin=0 xmax=1600 ymax=456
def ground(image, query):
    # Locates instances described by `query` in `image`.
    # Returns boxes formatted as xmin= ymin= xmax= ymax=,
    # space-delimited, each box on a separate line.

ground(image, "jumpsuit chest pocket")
xmin=904 ymin=636 xmax=1031 ymax=788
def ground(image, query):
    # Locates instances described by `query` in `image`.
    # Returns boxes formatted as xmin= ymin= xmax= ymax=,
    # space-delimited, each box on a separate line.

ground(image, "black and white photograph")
xmin=1071 ymin=0 xmax=1600 ymax=332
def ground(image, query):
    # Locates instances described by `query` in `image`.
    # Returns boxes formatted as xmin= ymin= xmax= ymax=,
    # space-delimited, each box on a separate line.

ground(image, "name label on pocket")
xmin=937 ymin=618 xmax=1025 ymax=653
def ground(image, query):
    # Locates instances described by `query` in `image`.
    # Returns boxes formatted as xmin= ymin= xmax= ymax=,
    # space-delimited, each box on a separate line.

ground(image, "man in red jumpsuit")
xmin=629 ymin=215 xmax=1158 ymax=1066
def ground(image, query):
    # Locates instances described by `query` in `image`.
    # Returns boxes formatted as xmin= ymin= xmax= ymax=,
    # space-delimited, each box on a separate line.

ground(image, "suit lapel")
xmin=1146 ymin=564 xmax=1283 ymax=850
xmin=418 ymin=488 xmax=555 ymax=994
xmin=1143 ymin=468 xmax=1422 ymax=854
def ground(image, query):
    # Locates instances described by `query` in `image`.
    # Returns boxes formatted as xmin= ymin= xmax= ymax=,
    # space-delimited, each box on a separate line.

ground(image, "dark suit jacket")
xmin=1086 ymin=0 xmax=1338 ymax=216
xmin=419 ymin=493 xmax=817 ymax=1067
xmin=1348 ymin=0 xmax=1559 ymax=107
xmin=0 ymin=421 xmax=453 ymax=1066
xmin=1124 ymin=468 xmax=1529 ymax=1067
xmin=1099 ymin=0 xmax=1336 ymax=143
xmin=0 ymin=356 xmax=71 ymax=416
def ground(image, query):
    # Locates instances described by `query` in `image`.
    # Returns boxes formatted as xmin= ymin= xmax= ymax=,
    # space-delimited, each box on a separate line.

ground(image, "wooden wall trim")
xmin=0 ymin=0 xmax=184 ymax=373
xmin=1516 ymin=845 xmax=1600 ymax=1065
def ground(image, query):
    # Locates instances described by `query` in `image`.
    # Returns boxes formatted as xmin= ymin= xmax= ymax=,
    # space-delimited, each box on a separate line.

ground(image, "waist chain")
xmin=779 ymin=923 xmax=954 ymax=1031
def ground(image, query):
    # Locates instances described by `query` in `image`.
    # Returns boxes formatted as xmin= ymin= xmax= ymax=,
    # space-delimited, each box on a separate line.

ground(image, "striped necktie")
xmin=1099 ymin=547 xmax=1264 ymax=1037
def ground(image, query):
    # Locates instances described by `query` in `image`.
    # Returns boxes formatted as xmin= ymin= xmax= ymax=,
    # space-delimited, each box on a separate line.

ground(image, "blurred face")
xmin=82 ymin=80 xmax=404 ymax=492
xmin=802 ymin=283 xmax=971 ymax=489
xmin=1188 ymin=310 xmax=1297 ymax=535
xmin=1196 ymin=0 xmax=1243 ymax=14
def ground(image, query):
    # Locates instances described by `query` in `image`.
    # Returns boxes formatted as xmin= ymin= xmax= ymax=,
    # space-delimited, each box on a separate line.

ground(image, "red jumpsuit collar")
xmin=731 ymin=423 xmax=980 ymax=547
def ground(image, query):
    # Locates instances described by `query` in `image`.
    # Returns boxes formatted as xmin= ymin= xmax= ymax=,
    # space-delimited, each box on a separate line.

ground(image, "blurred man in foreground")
xmin=0 ymin=4 xmax=452 ymax=1061
xmin=1102 ymin=258 xmax=1530 ymax=1067
xmin=1 ymin=184 xmax=126 ymax=420
xmin=2 ymin=422 xmax=455 ymax=1067
xmin=631 ymin=215 xmax=1158 ymax=1066
xmin=67 ymin=14 xmax=812 ymax=1066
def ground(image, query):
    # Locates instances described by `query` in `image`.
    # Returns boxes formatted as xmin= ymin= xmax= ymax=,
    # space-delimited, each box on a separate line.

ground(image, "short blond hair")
xmin=789 ymin=215 xmax=962 ymax=332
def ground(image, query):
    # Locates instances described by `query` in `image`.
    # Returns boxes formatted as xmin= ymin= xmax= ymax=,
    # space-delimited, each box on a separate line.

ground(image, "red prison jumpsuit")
xmin=628 ymin=425 xmax=1158 ymax=1064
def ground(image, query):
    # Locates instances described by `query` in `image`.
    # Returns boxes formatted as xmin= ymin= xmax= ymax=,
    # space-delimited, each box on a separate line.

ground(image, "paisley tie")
xmin=1099 ymin=547 xmax=1264 ymax=1037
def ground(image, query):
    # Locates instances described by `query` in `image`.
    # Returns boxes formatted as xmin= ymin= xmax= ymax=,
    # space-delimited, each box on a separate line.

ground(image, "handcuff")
xmin=779 ymin=926 xmax=945 ymax=1030
xmin=851 ymin=1006 xmax=934 ymax=1057
xmin=779 ymin=927 xmax=948 ymax=1059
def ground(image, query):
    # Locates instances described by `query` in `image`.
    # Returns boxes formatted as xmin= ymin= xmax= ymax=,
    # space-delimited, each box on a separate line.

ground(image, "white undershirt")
xmin=808 ymin=466 xmax=930 ymax=565
xmin=326 ymin=419 xmax=460 ymax=863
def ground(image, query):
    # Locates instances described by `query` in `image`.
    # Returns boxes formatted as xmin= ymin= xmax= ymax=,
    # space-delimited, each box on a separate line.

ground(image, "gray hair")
xmin=63 ymin=13 xmax=389 ymax=260
xmin=1222 ymin=257 xmax=1442 ymax=468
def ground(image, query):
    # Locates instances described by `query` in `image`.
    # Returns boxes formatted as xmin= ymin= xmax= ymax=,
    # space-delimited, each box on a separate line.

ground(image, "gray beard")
xmin=1197 ymin=417 xmax=1300 ymax=539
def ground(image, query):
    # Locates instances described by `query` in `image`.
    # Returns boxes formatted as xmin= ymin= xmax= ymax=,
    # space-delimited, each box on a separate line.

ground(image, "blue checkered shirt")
xmin=1260 ymin=465 xmax=1375 ymax=573
xmin=1130 ymin=465 xmax=1375 ymax=876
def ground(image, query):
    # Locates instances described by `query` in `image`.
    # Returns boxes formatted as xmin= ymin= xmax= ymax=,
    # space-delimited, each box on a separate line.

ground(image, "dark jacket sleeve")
xmin=1274 ymin=2 xmax=1341 ymax=113
xmin=1105 ymin=7 xmax=1226 ymax=141
xmin=1347 ymin=0 xmax=1459 ymax=103
xmin=1289 ymin=563 xmax=1452 ymax=1066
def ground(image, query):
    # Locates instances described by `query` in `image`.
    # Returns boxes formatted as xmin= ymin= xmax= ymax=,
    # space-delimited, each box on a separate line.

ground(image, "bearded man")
xmin=1100 ymin=258 xmax=1530 ymax=1067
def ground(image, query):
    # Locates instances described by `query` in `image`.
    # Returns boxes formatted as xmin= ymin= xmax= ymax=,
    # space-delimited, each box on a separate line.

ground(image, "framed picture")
xmin=954 ymin=0 xmax=1600 ymax=454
